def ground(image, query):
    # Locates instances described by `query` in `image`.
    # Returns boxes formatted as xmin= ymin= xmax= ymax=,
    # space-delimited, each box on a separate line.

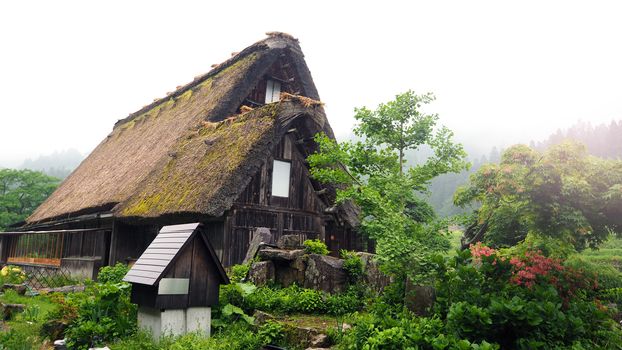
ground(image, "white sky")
xmin=1 ymin=1 xmax=621 ymax=167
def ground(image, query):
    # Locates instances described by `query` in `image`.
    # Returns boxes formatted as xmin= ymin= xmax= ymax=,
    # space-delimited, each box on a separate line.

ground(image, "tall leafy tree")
xmin=0 ymin=169 xmax=60 ymax=230
xmin=308 ymin=90 xmax=469 ymax=280
xmin=455 ymin=142 xmax=622 ymax=251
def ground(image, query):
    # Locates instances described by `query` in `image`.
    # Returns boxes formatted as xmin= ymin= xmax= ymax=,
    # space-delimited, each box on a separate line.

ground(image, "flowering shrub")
xmin=0 ymin=265 xmax=27 ymax=285
xmin=433 ymin=246 xmax=621 ymax=348
xmin=508 ymin=250 xmax=563 ymax=288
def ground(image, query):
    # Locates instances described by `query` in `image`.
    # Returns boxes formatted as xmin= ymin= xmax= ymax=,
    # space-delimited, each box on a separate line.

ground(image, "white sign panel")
xmin=158 ymin=278 xmax=189 ymax=295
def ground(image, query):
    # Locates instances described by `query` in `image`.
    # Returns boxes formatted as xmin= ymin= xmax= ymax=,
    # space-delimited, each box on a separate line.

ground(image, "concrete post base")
xmin=138 ymin=306 xmax=211 ymax=339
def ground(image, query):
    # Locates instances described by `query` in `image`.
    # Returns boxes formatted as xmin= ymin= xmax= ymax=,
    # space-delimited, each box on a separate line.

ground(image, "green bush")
xmin=225 ymin=283 xmax=365 ymax=316
xmin=303 ymin=239 xmax=329 ymax=255
xmin=296 ymin=288 xmax=325 ymax=313
xmin=111 ymin=322 xmax=265 ymax=350
xmin=97 ymin=263 xmax=130 ymax=284
xmin=0 ymin=322 xmax=44 ymax=350
xmin=326 ymin=290 xmax=364 ymax=316
xmin=258 ymin=320 xmax=285 ymax=345
xmin=338 ymin=312 xmax=499 ymax=350
xmin=47 ymin=280 xmax=137 ymax=349
xmin=433 ymin=245 xmax=622 ymax=349
xmin=229 ymin=263 xmax=251 ymax=283
xmin=109 ymin=330 xmax=165 ymax=350
xmin=340 ymin=250 xmax=364 ymax=284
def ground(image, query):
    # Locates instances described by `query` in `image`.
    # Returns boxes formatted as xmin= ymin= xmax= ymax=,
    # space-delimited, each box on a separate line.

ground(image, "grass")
xmin=278 ymin=313 xmax=340 ymax=331
xmin=0 ymin=289 xmax=58 ymax=317
xmin=447 ymin=228 xmax=464 ymax=256
xmin=0 ymin=289 xmax=58 ymax=350
xmin=577 ymin=235 xmax=622 ymax=270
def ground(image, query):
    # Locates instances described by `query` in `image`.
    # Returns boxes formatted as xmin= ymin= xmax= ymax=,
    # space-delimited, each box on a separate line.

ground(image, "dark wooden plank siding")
xmin=63 ymin=230 xmax=109 ymax=260
xmin=224 ymin=133 xmax=335 ymax=266
xmin=112 ymin=223 xmax=159 ymax=265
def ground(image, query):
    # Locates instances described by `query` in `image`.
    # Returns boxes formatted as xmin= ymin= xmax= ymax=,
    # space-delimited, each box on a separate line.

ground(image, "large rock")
xmin=39 ymin=285 xmax=85 ymax=294
xmin=42 ymin=319 xmax=69 ymax=341
xmin=248 ymin=261 xmax=275 ymax=286
xmin=283 ymin=324 xmax=325 ymax=349
xmin=243 ymin=227 xmax=273 ymax=264
xmin=304 ymin=254 xmax=346 ymax=293
xmin=275 ymin=255 xmax=307 ymax=287
xmin=258 ymin=248 xmax=304 ymax=262
xmin=309 ymin=334 xmax=330 ymax=347
xmin=1 ymin=303 xmax=25 ymax=320
xmin=253 ymin=310 xmax=277 ymax=324
xmin=1 ymin=283 xmax=27 ymax=295
xmin=356 ymin=252 xmax=392 ymax=294
xmin=277 ymin=235 xmax=303 ymax=250
xmin=405 ymin=281 xmax=436 ymax=316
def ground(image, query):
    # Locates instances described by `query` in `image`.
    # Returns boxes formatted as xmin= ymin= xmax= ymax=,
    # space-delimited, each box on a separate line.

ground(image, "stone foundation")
xmin=138 ymin=305 xmax=211 ymax=339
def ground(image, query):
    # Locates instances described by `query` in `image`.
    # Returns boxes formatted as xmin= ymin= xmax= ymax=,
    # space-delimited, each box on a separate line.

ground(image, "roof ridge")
xmin=114 ymin=34 xmax=302 ymax=129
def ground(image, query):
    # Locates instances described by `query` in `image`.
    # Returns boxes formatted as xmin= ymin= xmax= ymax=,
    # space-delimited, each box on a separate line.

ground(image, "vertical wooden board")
xmin=222 ymin=215 xmax=233 ymax=267
xmin=189 ymin=238 xmax=210 ymax=306
xmin=259 ymin=162 xmax=267 ymax=205
xmin=206 ymin=258 xmax=221 ymax=306
xmin=204 ymin=222 xmax=225 ymax=263
xmin=156 ymin=294 xmax=189 ymax=309
xmin=165 ymin=240 xmax=193 ymax=279
xmin=130 ymin=284 xmax=157 ymax=308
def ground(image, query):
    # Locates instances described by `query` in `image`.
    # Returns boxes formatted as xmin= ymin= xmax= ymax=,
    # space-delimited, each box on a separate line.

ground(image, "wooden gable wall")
xmin=216 ymin=132 xmax=328 ymax=266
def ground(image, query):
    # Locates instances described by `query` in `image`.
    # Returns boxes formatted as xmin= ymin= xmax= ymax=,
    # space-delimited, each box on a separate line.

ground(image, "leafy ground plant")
xmin=303 ymin=239 xmax=329 ymax=255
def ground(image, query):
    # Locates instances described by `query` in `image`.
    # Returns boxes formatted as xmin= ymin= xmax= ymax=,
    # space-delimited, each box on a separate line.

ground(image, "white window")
xmin=265 ymin=79 xmax=281 ymax=104
xmin=271 ymin=160 xmax=291 ymax=197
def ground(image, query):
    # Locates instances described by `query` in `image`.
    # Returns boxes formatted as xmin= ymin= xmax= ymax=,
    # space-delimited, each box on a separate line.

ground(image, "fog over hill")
xmin=17 ymin=148 xmax=85 ymax=179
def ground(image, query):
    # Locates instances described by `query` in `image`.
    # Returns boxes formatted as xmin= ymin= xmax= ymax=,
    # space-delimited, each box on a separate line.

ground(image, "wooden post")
xmin=108 ymin=220 xmax=117 ymax=265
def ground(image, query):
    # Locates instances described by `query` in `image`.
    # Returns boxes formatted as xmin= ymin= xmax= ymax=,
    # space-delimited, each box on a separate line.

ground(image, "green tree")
xmin=308 ymin=90 xmax=469 ymax=280
xmin=0 ymin=169 xmax=60 ymax=230
xmin=455 ymin=141 xmax=622 ymax=251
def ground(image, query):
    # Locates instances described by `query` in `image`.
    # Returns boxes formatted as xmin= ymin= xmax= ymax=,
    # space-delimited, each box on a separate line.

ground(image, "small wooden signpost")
xmin=123 ymin=223 xmax=229 ymax=339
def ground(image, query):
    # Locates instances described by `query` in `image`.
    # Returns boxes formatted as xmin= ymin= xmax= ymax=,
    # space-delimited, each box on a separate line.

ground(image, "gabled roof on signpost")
xmin=123 ymin=222 xmax=229 ymax=286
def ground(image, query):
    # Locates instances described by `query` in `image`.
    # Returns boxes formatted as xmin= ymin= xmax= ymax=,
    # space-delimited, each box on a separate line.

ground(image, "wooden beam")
xmin=0 ymin=228 xmax=104 ymax=236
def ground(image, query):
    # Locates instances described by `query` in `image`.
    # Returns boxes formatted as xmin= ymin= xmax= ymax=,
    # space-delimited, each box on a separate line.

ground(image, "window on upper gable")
xmin=271 ymin=159 xmax=291 ymax=197
xmin=265 ymin=79 xmax=282 ymax=104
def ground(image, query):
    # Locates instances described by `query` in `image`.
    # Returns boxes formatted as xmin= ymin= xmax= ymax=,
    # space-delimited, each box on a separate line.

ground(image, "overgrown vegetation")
xmin=308 ymin=90 xmax=468 ymax=283
xmin=38 ymin=263 xmax=137 ymax=350
xmin=455 ymin=142 xmax=622 ymax=250
xmin=2 ymin=91 xmax=622 ymax=349
xmin=220 ymin=282 xmax=366 ymax=316
xmin=0 ymin=288 xmax=58 ymax=349
xmin=303 ymin=238 xmax=329 ymax=255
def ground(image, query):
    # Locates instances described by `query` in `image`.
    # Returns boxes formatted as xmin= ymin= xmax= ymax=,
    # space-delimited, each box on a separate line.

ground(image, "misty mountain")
xmin=533 ymin=120 xmax=622 ymax=159
xmin=19 ymin=148 xmax=84 ymax=179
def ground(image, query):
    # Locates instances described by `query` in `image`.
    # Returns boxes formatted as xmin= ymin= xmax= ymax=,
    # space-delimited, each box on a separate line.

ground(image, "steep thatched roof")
xmin=26 ymin=34 xmax=355 ymax=226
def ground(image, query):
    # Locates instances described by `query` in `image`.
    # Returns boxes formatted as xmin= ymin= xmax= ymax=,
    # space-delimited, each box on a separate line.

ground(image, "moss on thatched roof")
xmin=27 ymin=34 xmax=331 ymax=224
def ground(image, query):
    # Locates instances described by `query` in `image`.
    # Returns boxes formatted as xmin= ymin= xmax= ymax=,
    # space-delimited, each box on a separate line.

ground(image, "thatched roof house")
xmin=0 ymin=33 xmax=367 ymax=278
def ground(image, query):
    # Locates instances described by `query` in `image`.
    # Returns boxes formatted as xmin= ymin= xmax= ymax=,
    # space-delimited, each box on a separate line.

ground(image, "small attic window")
xmin=271 ymin=160 xmax=291 ymax=197
xmin=265 ymin=79 xmax=281 ymax=104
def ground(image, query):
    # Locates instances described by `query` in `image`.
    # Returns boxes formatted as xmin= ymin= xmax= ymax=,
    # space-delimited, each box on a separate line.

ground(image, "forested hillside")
xmin=534 ymin=120 xmax=622 ymax=158
xmin=426 ymin=120 xmax=622 ymax=217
